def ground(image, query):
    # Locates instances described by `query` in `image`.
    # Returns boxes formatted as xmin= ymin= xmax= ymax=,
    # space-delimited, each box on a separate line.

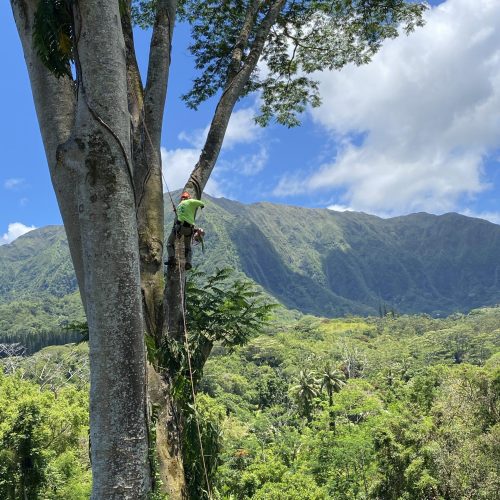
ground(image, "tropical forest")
xmin=1 ymin=0 xmax=499 ymax=499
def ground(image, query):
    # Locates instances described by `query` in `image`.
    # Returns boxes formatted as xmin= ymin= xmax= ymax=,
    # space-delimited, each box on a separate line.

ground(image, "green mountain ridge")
xmin=1 ymin=195 xmax=499 ymax=322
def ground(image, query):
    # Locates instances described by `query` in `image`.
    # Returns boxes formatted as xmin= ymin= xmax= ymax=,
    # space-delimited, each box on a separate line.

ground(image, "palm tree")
xmin=320 ymin=363 xmax=345 ymax=431
xmin=292 ymin=369 xmax=321 ymax=422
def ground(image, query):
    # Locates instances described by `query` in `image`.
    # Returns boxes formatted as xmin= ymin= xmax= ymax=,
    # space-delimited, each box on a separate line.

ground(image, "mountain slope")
xmin=1 ymin=196 xmax=499 ymax=319
xmin=190 ymin=198 xmax=500 ymax=315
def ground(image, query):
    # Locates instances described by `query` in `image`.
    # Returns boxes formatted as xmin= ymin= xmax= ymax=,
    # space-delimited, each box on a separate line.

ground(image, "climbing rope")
xmin=141 ymin=104 xmax=211 ymax=493
xmin=178 ymin=259 xmax=213 ymax=499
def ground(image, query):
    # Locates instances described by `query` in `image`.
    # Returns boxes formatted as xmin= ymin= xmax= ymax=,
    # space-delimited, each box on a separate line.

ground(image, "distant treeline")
xmin=0 ymin=330 xmax=82 ymax=355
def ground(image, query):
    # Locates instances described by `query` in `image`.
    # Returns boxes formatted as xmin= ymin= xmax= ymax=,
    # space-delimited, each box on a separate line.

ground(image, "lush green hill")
xmin=1 ymin=196 xmax=499 ymax=328
xmin=180 ymin=196 xmax=500 ymax=316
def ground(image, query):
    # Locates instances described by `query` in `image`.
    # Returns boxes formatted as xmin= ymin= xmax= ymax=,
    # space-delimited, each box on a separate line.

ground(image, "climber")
xmin=166 ymin=191 xmax=205 ymax=270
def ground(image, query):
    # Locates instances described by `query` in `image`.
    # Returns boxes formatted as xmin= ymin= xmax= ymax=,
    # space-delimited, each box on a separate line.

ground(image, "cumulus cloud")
xmin=178 ymin=107 xmax=262 ymax=150
xmin=1 ymin=222 xmax=36 ymax=245
xmin=161 ymin=147 xmax=223 ymax=197
xmin=275 ymin=0 xmax=500 ymax=215
xmin=4 ymin=178 xmax=25 ymax=190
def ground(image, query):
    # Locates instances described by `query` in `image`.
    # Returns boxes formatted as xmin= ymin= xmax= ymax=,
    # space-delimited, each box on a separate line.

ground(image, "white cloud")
xmin=273 ymin=174 xmax=309 ymax=197
xmin=223 ymin=108 xmax=262 ymax=149
xmin=161 ymin=147 xmax=223 ymax=197
xmin=275 ymin=0 xmax=500 ymax=215
xmin=4 ymin=178 xmax=25 ymax=190
xmin=327 ymin=204 xmax=353 ymax=212
xmin=229 ymin=146 xmax=269 ymax=176
xmin=0 ymin=222 xmax=36 ymax=245
xmin=460 ymin=209 xmax=500 ymax=225
xmin=178 ymin=107 xmax=262 ymax=150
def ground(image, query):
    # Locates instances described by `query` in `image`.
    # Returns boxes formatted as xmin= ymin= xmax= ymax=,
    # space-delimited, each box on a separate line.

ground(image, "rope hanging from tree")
xmin=178 ymin=260 xmax=213 ymax=499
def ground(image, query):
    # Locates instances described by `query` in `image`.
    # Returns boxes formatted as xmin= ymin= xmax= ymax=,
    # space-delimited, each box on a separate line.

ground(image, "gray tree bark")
xmin=59 ymin=1 xmax=152 ymax=496
xmin=11 ymin=1 xmax=151 ymax=498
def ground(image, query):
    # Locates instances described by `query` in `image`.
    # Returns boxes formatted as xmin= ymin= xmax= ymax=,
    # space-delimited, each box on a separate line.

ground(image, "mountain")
xmin=1 ymin=195 xmax=499 ymax=322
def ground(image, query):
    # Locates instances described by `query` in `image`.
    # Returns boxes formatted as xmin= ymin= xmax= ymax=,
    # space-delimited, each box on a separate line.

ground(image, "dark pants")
xmin=167 ymin=222 xmax=193 ymax=265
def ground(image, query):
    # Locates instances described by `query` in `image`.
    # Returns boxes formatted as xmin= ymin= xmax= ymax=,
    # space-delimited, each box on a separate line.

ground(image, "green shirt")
xmin=176 ymin=199 xmax=205 ymax=226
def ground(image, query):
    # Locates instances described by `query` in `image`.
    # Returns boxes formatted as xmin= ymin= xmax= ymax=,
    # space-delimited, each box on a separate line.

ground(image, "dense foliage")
xmin=2 ymin=304 xmax=498 ymax=498
xmin=201 ymin=307 xmax=500 ymax=498
xmin=33 ymin=1 xmax=426 ymax=127
xmin=128 ymin=0 xmax=425 ymax=127
xmin=0 ymin=371 xmax=90 ymax=499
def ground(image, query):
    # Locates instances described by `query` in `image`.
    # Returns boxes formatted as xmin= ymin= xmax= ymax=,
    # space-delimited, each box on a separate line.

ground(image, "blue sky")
xmin=1 ymin=0 xmax=499 ymax=244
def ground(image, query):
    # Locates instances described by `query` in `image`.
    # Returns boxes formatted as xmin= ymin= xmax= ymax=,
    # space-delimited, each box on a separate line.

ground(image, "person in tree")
xmin=166 ymin=192 xmax=205 ymax=270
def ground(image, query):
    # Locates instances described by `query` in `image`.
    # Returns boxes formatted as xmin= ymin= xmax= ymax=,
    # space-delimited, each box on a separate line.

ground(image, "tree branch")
xmin=132 ymin=0 xmax=178 ymax=340
xmin=144 ymin=0 xmax=177 ymax=144
xmin=121 ymin=1 xmax=145 ymax=130
xmin=227 ymin=0 xmax=261 ymax=81
xmin=184 ymin=0 xmax=285 ymax=198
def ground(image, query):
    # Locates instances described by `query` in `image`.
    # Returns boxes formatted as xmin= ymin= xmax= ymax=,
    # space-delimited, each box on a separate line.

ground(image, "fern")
xmin=33 ymin=0 xmax=75 ymax=78
xmin=33 ymin=0 xmax=130 ymax=78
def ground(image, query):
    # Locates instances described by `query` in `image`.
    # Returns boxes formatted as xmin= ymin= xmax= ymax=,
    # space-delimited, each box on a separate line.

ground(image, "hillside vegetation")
xmin=1 ymin=197 xmax=499 ymax=349
xmin=1 ymin=306 xmax=499 ymax=498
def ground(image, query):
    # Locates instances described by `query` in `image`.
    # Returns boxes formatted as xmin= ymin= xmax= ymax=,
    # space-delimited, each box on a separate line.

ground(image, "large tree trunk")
xmin=62 ymin=1 xmax=152 ymax=496
xmin=11 ymin=1 xmax=152 ymax=497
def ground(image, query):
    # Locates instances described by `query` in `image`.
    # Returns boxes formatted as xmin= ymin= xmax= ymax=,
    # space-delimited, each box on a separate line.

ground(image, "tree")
xmin=0 ymin=374 xmax=90 ymax=500
xmin=320 ymin=363 xmax=345 ymax=430
xmin=10 ymin=0 xmax=426 ymax=497
xmin=292 ymin=369 xmax=320 ymax=422
xmin=177 ymin=268 xmax=274 ymax=497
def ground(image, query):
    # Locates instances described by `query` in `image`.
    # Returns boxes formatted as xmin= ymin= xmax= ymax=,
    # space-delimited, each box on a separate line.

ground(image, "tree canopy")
xmin=34 ymin=0 xmax=426 ymax=126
